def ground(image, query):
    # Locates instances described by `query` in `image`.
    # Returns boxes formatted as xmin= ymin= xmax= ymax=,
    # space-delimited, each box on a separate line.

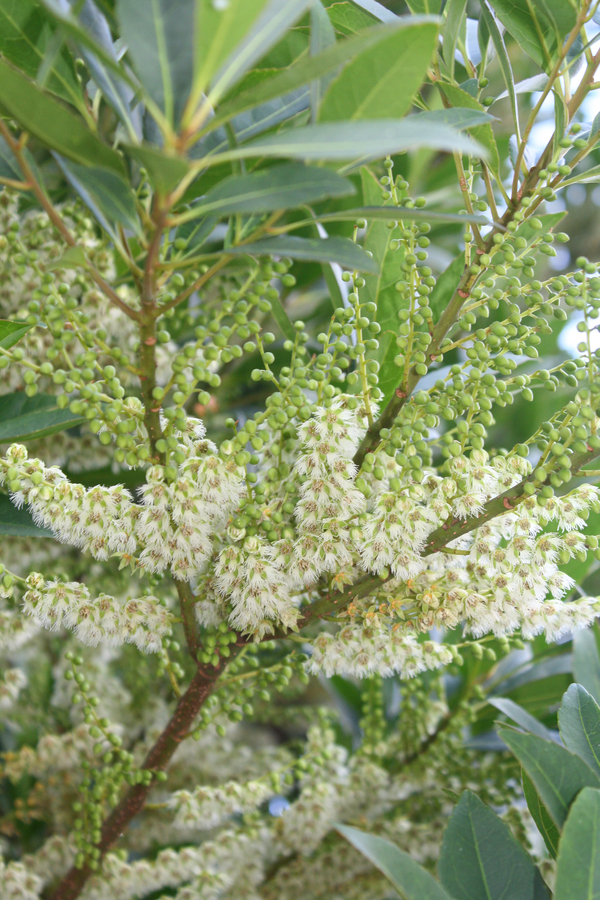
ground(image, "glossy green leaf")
xmin=428 ymin=250 xmax=465 ymax=322
xmin=0 ymin=320 xmax=33 ymax=351
xmin=438 ymin=790 xmax=542 ymax=900
xmin=489 ymin=697 xmax=553 ymax=741
xmin=0 ymin=136 xmax=22 ymax=183
xmin=45 ymin=246 xmax=88 ymax=271
xmin=314 ymin=207 xmax=487 ymax=226
xmin=208 ymin=24 xmax=451 ymax=134
xmin=204 ymin=0 xmax=313 ymax=107
xmin=360 ymin=167 xmax=405 ymax=408
xmin=480 ymin=2 xmax=520 ymax=136
xmin=227 ymin=235 xmax=378 ymax=272
xmin=574 ymin=627 xmax=600 ymax=705
xmin=0 ymin=494 xmax=52 ymax=538
xmin=124 ymin=144 xmax=189 ymax=194
xmin=326 ymin=1 xmax=379 ymax=35
xmin=0 ymin=59 xmax=124 ymax=174
xmin=522 ymin=769 xmax=559 ymax=859
xmin=558 ymin=684 xmax=600 ymax=777
xmin=319 ymin=19 xmax=438 ymax=122
xmin=440 ymin=83 xmax=500 ymax=177
xmin=310 ymin=0 xmax=336 ymax=121
xmin=554 ymin=787 xmax=600 ymax=900
xmin=41 ymin=0 xmax=140 ymax=140
xmin=174 ymin=164 xmax=355 ymax=224
xmin=201 ymin=117 xmax=487 ymax=167
xmin=269 ymin=294 xmax=296 ymax=342
xmin=0 ymin=0 xmax=83 ymax=109
xmin=496 ymin=74 xmax=548 ymax=101
xmin=337 ymin=824 xmax=451 ymax=900
xmin=500 ymin=728 xmax=600 ymax=827
xmin=487 ymin=0 xmax=577 ymax=71
xmin=54 ymin=156 xmax=142 ymax=238
xmin=0 ymin=392 xmax=84 ymax=443
xmin=349 ymin=0 xmax=398 ymax=22
xmin=117 ymin=0 xmax=194 ymax=125
xmin=443 ymin=0 xmax=467 ymax=76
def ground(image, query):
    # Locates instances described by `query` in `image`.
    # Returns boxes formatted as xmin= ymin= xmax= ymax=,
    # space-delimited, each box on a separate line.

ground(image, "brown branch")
xmin=0 ymin=121 xmax=141 ymax=324
xmin=47 ymin=656 xmax=235 ymax=900
xmin=176 ymin=580 xmax=199 ymax=658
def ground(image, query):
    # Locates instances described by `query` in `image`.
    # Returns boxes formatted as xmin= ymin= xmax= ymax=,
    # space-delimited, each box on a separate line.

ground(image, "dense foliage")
xmin=0 ymin=0 xmax=600 ymax=898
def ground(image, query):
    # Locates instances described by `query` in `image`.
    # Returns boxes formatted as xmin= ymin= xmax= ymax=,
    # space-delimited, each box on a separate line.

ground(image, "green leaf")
xmin=558 ymin=164 xmax=600 ymax=188
xmin=337 ymin=824 xmax=452 ymax=900
xmin=326 ymin=1 xmax=379 ymax=35
xmin=313 ymin=207 xmax=487 ymax=226
xmin=0 ymin=0 xmax=83 ymax=110
xmin=269 ymin=294 xmax=296 ymax=341
xmin=359 ymin=167 xmax=405 ymax=408
xmin=0 ymin=320 xmax=33 ymax=351
xmin=318 ymin=19 xmax=438 ymax=122
xmin=574 ymin=627 xmax=600 ymax=705
xmin=499 ymin=728 xmax=600 ymax=827
xmin=554 ymin=787 xmax=600 ymax=900
xmin=201 ymin=117 xmax=487 ymax=166
xmin=45 ymin=246 xmax=88 ymax=271
xmin=487 ymin=0 xmax=577 ymax=71
xmin=522 ymin=769 xmax=559 ymax=859
xmin=438 ymin=790 xmax=541 ymax=900
xmin=479 ymin=2 xmax=520 ymax=136
xmin=428 ymin=250 xmax=465 ymax=322
xmin=558 ymin=685 xmax=600 ymax=778
xmin=310 ymin=0 xmax=336 ymax=121
xmin=203 ymin=0 xmax=313 ymax=108
xmin=0 ymin=494 xmax=52 ymax=538
xmin=0 ymin=59 xmax=125 ymax=174
xmin=124 ymin=144 xmax=189 ymax=194
xmin=489 ymin=697 xmax=554 ymax=741
xmin=117 ymin=0 xmax=194 ymax=126
xmin=54 ymin=156 xmax=142 ymax=238
xmin=208 ymin=24 xmax=450 ymax=134
xmin=227 ymin=235 xmax=378 ymax=272
xmin=443 ymin=0 xmax=467 ymax=77
xmin=0 ymin=392 xmax=84 ymax=443
xmin=440 ymin=83 xmax=500 ymax=177
xmin=174 ymin=163 xmax=355 ymax=224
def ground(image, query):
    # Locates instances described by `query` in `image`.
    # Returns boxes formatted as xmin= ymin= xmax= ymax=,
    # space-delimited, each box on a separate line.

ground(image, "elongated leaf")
xmin=327 ymin=0 xmax=379 ymax=35
xmin=205 ymin=0 xmax=313 ymax=107
xmin=227 ymin=235 xmax=378 ymax=272
xmin=349 ymin=0 xmax=398 ymax=22
xmin=125 ymin=144 xmax=189 ymax=194
xmin=0 ymin=59 xmax=124 ymax=173
xmin=523 ymin=770 xmax=559 ymax=858
xmin=360 ymin=167 xmax=405 ymax=408
xmin=480 ymin=2 xmax=520 ymax=137
xmin=0 ymin=0 xmax=83 ymax=109
xmin=438 ymin=790 xmax=541 ymax=900
xmin=337 ymin=824 xmax=451 ymax=900
xmin=559 ymin=684 xmax=600 ymax=777
xmin=314 ymin=207 xmax=488 ymax=226
xmin=559 ymin=164 xmax=600 ymax=188
xmin=0 ymin=494 xmax=52 ymax=537
xmin=319 ymin=19 xmax=438 ymax=122
xmin=0 ymin=393 xmax=84 ymax=443
xmin=269 ymin=294 xmax=296 ymax=341
xmin=574 ymin=627 xmax=600 ymax=705
xmin=0 ymin=321 xmax=33 ymax=351
xmin=117 ymin=0 xmax=194 ymax=125
xmin=440 ymin=83 xmax=500 ymax=177
xmin=45 ymin=246 xmax=87 ymax=271
xmin=174 ymin=164 xmax=355 ymax=224
xmin=489 ymin=697 xmax=554 ymax=741
xmin=443 ymin=0 xmax=467 ymax=76
xmin=500 ymin=728 xmax=600 ymax=827
xmin=496 ymin=73 xmax=548 ymax=101
xmin=54 ymin=155 xmax=142 ymax=238
xmin=200 ymin=117 xmax=487 ymax=166
xmin=208 ymin=24 xmax=449 ymax=134
xmin=428 ymin=250 xmax=465 ymax=323
xmin=310 ymin=0 xmax=336 ymax=121
xmin=554 ymin=787 xmax=600 ymax=900
xmin=488 ymin=0 xmax=577 ymax=71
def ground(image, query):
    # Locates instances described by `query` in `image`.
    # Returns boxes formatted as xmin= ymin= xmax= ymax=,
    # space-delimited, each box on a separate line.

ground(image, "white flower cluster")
xmin=307 ymin=627 xmax=454 ymax=679
xmin=0 ymin=860 xmax=42 ymax=900
xmin=168 ymin=778 xmax=273 ymax=830
xmin=0 ymin=667 xmax=26 ymax=710
xmin=21 ymin=573 xmax=171 ymax=651
xmin=0 ymin=609 xmax=37 ymax=652
xmin=0 ymin=427 xmax=244 ymax=583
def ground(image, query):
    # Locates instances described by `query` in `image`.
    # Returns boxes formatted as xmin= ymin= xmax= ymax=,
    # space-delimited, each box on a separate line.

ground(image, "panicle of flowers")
xmin=215 ymin=535 xmax=300 ymax=639
xmin=307 ymin=625 xmax=454 ymax=679
xmin=0 ymin=859 xmax=43 ymax=900
xmin=168 ymin=778 xmax=273 ymax=830
xmin=0 ymin=667 xmax=26 ymax=710
xmin=21 ymin=574 xmax=171 ymax=652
